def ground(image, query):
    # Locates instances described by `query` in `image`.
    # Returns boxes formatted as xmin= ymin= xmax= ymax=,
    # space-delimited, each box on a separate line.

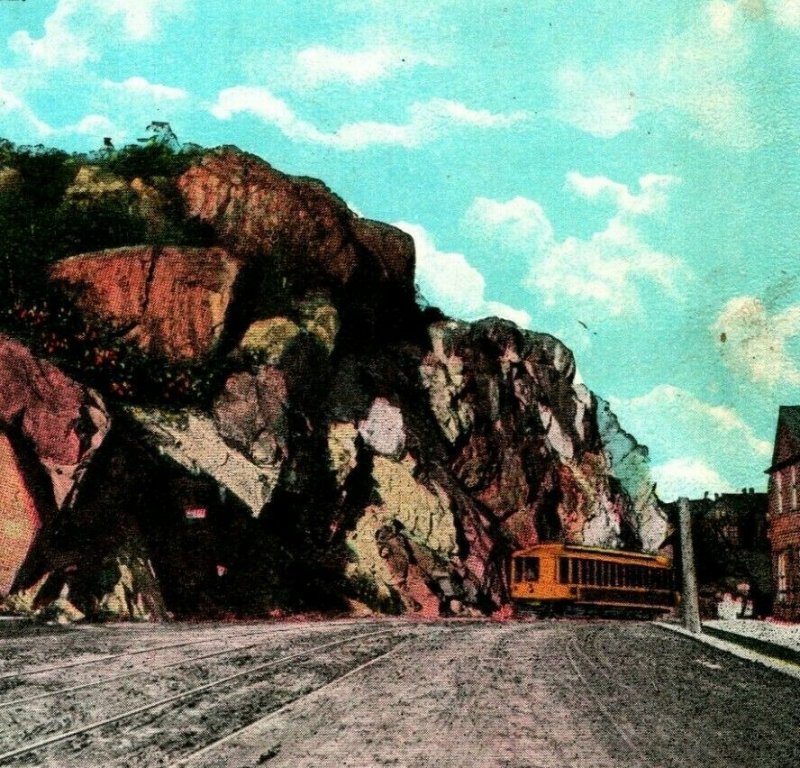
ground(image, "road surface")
xmin=0 ymin=619 xmax=797 ymax=767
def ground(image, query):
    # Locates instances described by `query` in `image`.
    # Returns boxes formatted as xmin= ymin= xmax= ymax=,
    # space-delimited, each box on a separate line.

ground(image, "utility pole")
xmin=678 ymin=497 xmax=702 ymax=634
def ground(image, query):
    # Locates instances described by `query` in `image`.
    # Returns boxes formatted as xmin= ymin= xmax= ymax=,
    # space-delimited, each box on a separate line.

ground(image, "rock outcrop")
xmin=176 ymin=150 xmax=417 ymax=345
xmin=420 ymin=319 xmax=633 ymax=549
xmin=0 ymin=334 xmax=110 ymax=610
xmin=0 ymin=144 xmax=668 ymax=621
xmin=596 ymin=396 xmax=667 ymax=552
xmin=177 ymin=149 xmax=415 ymax=293
xmin=0 ymin=333 xmax=109 ymax=509
xmin=50 ymin=246 xmax=241 ymax=360
xmin=0 ymin=433 xmax=40 ymax=596
xmin=129 ymin=407 xmax=282 ymax=517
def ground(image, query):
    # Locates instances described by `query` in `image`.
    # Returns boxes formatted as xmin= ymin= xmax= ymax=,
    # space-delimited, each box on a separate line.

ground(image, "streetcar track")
xmin=571 ymin=626 xmax=732 ymax=766
xmin=0 ymin=629 xmax=339 ymax=710
xmin=0 ymin=620 xmax=383 ymax=683
xmin=0 ymin=630 xmax=271 ymax=682
xmin=168 ymin=638 xmax=411 ymax=767
xmin=0 ymin=627 xmax=404 ymax=764
xmin=563 ymin=636 xmax=649 ymax=768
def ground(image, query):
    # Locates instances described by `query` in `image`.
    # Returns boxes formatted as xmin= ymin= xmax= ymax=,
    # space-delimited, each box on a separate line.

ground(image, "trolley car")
xmin=510 ymin=543 xmax=675 ymax=615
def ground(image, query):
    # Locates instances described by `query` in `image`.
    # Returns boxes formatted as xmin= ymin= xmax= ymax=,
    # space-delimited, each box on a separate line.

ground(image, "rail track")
xmin=563 ymin=624 xmax=731 ymax=767
xmin=168 ymin=638 xmax=410 ymax=767
xmin=0 ymin=622 xmax=381 ymax=707
xmin=563 ymin=634 xmax=649 ymax=768
xmin=0 ymin=619 xmax=376 ymax=681
xmin=0 ymin=625 xmax=409 ymax=767
xmin=0 ymin=628 xmax=271 ymax=683
xmin=0 ymin=631 xmax=335 ymax=710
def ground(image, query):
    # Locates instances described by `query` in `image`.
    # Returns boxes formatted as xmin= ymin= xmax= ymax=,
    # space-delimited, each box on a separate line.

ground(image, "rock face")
xmin=329 ymin=318 xmax=664 ymax=615
xmin=0 ymin=433 xmax=40 ymax=596
xmin=420 ymin=319 xmax=633 ymax=549
xmin=0 ymin=333 xmax=109 ymax=509
xmin=130 ymin=406 xmax=283 ymax=517
xmin=1 ymin=145 xmax=668 ymax=621
xmin=596 ymin=396 xmax=667 ymax=552
xmin=176 ymin=150 xmax=417 ymax=345
xmin=0 ymin=334 xmax=111 ymax=611
xmin=50 ymin=246 xmax=241 ymax=360
xmin=178 ymin=149 xmax=414 ymax=291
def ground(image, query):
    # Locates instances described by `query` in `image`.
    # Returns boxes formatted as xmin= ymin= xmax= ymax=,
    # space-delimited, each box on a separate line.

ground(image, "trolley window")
xmin=515 ymin=557 xmax=539 ymax=582
xmin=559 ymin=557 xmax=570 ymax=584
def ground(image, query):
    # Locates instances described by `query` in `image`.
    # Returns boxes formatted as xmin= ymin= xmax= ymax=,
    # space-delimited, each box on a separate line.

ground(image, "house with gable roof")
xmin=765 ymin=406 xmax=800 ymax=621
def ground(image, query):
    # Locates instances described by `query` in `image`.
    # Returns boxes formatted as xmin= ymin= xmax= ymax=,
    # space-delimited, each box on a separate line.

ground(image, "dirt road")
xmin=0 ymin=619 xmax=797 ymax=767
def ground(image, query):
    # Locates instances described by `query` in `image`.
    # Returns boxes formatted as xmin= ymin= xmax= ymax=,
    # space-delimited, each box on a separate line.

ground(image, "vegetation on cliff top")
xmin=0 ymin=134 xmax=229 ymax=406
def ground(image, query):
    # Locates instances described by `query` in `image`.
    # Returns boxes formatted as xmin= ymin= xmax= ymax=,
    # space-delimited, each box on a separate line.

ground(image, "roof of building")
xmin=766 ymin=406 xmax=800 ymax=474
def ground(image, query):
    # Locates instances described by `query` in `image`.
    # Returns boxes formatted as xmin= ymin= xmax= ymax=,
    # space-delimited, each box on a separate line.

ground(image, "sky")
xmin=1 ymin=0 xmax=799 ymax=500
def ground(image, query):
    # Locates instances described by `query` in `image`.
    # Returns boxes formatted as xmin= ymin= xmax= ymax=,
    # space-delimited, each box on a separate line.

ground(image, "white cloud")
xmin=609 ymin=384 xmax=771 ymax=497
xmin=709 ymin=0 xmax=738 ymax=32
xmin=0 ymin=77 xmax=125 ymax=144
xmin=614 ymin=384 xmax=772 ymax=459
xmin=0 ymin=82 xmax=54 ymax=137
xmin=210 ymin=86 xmax=526 ymax=150
xmin=566 ymin=171 xmax=680 ymax=215
xmin=393 ymin=221 xmax=531 ymax=327
xmin=712 ymin=296 xmax=800 ymax=386
xmin=553 ymin=64 xmax=638 ymax=139
xmin=552 ymin=2 xmax=765 ymax=149
xmin=650 ymin=457 xmax=735 ymax=502
xmin=97 ymin=0 xmax=186 ymax=41
xmin=534 ymin=220 xmax=684 ymax=314
xmin=289 ymin=45 xmax=438 ymax=89
xmin=465 ymin=196 xmax=555 ymax=253
xmin=7 ymin=0 xmax=185 ymax=70
xmin=61 ymin=114 xmax=121 ymax=139
xmin=769 ymin=0 xmax=800 ymax=29
xmin=466 ymin=173 xmax=686 ymax=316
xmin=102 ymin=77 xmax=188 ymax=102
xmin=8 ymin=0 xmax=93 ymax=68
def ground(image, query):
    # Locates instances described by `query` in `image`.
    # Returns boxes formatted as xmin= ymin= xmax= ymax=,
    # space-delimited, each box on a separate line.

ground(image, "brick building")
xmin=766 ymin=406 xmax=800 ymax=621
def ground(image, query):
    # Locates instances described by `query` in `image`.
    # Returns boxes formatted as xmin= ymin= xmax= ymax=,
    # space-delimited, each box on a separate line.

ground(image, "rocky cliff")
xmin=0 ymin=143 xmax=667 ymax=620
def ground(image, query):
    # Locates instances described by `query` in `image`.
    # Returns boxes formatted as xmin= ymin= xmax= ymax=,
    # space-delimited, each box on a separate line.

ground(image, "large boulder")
xmin=0 ymin=333 xmax=109 ymax=509
xmin=178 ymin=149 xmax=414 ymax=287
xmin=213 ymin=366 xmax=289 ymax=471
xmin=50 ymin=245 xmax=242 ymax=360
xmin=0 ymin=432 xmax=41 ymax=596
xmin=177 ymin=149 xmax=416 ymax=336
xmin=128 ymin=407 xmax=281 ymax=517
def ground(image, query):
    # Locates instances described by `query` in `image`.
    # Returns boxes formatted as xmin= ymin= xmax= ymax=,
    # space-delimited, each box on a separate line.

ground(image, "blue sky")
xmin=1 ymin=0 xmax=799 ymax=499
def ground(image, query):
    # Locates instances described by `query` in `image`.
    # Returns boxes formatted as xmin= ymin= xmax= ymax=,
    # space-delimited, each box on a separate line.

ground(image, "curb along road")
xmin=654 ymin=622 xmax=800 ymax=681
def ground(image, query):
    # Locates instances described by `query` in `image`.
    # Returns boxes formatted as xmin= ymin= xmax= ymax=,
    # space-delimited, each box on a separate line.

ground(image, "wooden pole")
xmin=678 ymin=496 xmax=702 ymax=634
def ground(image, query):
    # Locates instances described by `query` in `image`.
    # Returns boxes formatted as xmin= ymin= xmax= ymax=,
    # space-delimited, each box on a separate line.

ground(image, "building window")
xmin=792 ymin=465 xmax=798 ymax=512
xmin=777 ymin=551 xmax=789 ymax=601
xmin=723 ymin=524 xmax=739 ymax=546
xmin=776 ymin=471 xmax=784 ymax=515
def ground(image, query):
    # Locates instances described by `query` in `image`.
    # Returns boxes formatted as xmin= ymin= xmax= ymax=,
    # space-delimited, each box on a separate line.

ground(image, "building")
xmin=766 ymin=406 xmax=800 ymax=621
xmin=663 ymin=489 xmax=771 ymax=617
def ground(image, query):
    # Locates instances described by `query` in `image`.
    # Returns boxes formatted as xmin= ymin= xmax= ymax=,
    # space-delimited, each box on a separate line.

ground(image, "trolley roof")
xmin=511 ymin=542 xmax=671 ymax=566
